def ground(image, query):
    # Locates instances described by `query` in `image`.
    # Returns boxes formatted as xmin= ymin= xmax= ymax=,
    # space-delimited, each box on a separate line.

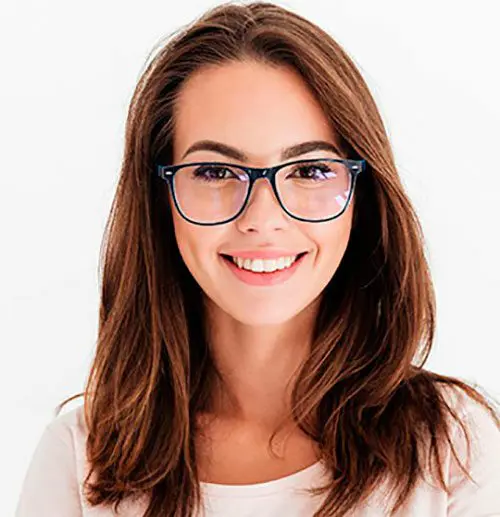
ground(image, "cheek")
xmin=171 ymin=211 xmax=201 ymax=269
xmin=170 ymin=207 xmax=224 ymax=285
xmin=310 ymin=210 xmax=353 ymax=270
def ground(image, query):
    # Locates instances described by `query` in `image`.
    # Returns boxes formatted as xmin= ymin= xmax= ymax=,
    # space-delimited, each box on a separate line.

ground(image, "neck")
xmin=203 ymin=296 xmax=319 ymax=428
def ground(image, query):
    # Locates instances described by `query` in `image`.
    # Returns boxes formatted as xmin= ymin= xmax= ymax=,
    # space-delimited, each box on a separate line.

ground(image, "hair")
xmin=56 ymin=2 xmax=499 ymax=516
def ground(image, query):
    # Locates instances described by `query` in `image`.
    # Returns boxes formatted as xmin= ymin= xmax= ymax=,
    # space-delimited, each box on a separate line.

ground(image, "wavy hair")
xmin=57 ymin=2 xmax=499 ymax=516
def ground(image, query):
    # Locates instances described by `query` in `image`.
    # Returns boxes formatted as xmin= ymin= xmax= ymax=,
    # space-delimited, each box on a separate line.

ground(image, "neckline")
xmin=200 ymin=459 xmax=325 ymax=498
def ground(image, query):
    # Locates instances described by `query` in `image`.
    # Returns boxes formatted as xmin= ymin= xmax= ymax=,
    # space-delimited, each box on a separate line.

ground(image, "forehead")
xmin=172 ymin=59 xmax=340 ymax=164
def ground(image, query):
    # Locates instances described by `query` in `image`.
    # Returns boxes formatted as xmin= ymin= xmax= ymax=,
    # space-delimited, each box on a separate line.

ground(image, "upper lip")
xmin=221 ymin=249 xmax=308 ymax=259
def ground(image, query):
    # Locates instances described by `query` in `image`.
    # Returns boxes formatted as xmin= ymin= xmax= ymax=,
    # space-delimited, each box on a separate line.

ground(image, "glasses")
xmin=155 ymin=156 xmax=366 ymax=225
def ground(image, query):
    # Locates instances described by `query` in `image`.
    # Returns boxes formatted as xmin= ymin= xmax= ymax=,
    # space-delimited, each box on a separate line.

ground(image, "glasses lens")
xmin=173 ymin=164 xmax=250 ymax=223
xmin=275 ymin=159 xmax=352 ymax=221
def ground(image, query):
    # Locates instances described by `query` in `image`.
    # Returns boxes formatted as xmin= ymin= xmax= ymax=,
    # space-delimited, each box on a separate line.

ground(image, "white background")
xmin=1 ymin=1 xmax=499 ymax=515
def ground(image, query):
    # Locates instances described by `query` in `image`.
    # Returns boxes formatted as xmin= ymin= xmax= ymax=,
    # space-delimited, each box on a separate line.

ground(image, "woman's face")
xmin=170 ymin=59 xmax=354 ymax=325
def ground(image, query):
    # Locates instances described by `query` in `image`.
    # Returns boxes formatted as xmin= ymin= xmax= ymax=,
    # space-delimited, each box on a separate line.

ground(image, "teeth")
xmin=231 ymin=255 xmax=300 ymax=273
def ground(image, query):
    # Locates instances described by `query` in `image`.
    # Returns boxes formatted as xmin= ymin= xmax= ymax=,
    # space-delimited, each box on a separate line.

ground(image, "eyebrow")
xmin=181 ymin=139 xmax=343 ymax=162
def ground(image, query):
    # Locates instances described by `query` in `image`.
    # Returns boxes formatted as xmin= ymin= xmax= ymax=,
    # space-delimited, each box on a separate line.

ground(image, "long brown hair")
xmin=56 ymin=2 xmax=500 ymax=516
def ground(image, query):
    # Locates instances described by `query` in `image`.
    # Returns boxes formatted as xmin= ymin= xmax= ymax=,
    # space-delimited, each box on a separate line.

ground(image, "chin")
xmin=221 ymin=302 xmax=305 ymax=327
xmin=204 ymin=290 xmax=319 ymax=327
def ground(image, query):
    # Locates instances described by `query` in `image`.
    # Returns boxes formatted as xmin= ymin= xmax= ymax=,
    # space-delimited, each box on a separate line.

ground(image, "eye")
xmin=290 ymin=163 xmax=336 ymax=180
xmin=193 ymin=165 xmax=235 ymax=181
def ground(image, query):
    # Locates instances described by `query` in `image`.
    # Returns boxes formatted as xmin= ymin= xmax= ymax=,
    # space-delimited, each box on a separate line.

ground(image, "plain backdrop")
xmin=1 ymin=0 xmax=499 ymax=514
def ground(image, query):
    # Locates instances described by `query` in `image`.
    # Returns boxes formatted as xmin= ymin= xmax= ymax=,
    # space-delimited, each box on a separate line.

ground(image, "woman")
xmin=16 ymin=2 xmax=500 ymax=516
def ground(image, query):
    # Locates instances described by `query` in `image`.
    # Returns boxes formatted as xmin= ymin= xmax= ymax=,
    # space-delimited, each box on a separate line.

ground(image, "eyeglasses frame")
xmin=155 ymin=157 xmax=366 ymax=226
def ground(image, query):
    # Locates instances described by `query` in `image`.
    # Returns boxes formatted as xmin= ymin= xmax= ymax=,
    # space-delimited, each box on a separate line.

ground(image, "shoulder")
xmin=439 ymin=383 xmax=500 ymax=514
xmin=438 ymin=382 xmax=500 ymax=446
xmin=16 ymin=404 xmax=88 ymax=516
xmin=25 ymin=403 xmax=88 ymax=468
xmin=46 ymin=403 xmax=90 ymax=480
xmin=46 ymin=404 xmax=88 ymax=447
xmin=36 ymin=403 xmax=89 ymax=468
xmin=36 ymin=403 xmax=88 ymax=466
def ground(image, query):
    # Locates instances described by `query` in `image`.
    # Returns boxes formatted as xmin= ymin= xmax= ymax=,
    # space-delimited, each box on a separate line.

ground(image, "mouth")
xmin=220 ymin=251 xmax=308 ymax=274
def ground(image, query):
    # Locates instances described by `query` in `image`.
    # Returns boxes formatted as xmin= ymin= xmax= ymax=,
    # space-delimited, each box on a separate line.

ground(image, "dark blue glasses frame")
xmin=155 ymin=157 xmax=366 ymax=226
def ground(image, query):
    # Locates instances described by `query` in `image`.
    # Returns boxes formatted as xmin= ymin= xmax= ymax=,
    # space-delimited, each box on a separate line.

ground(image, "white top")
xmin=15 ymin=387 xmax=500 ymax=516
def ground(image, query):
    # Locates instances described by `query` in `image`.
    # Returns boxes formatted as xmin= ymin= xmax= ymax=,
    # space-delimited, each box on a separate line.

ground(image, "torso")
xmin=194 ymin=413 xmax=321 ymax=485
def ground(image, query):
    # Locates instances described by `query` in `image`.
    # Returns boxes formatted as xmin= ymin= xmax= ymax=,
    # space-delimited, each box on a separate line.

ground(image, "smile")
xmin=220 ymin=252 xmax=308 ymax=286
xmin=230 ymin=254 xmax=300 ymax=273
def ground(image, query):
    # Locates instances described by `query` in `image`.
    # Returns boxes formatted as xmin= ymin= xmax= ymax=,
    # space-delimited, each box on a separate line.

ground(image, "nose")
xmin=235 ymin=177 xmax=289 ymax=234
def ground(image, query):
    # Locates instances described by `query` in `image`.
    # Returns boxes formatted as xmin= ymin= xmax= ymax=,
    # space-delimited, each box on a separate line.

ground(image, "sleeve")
xmin=447 ymin=394 xmax=500 ymax=516
xmin=15 ymin=421 xmax=83 ymax=517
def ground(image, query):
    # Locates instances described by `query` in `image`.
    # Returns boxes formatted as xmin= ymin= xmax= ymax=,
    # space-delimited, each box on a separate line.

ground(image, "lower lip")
xmin=221 ymin=253 xmax=308 ymax=286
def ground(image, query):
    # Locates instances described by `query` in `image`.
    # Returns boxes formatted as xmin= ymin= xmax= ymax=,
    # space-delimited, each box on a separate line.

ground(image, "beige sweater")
xmin=16 ymin=389 xmax=500 ymax=516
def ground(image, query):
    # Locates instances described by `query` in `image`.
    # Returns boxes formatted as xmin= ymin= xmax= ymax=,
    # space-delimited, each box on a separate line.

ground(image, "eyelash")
xmin=287 ymin=164 xmax=332 ymax=180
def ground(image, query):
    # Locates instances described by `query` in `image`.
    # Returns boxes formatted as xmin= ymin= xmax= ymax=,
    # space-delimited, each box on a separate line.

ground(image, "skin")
xmin=170 ymin=59 xmax=354 ymax=435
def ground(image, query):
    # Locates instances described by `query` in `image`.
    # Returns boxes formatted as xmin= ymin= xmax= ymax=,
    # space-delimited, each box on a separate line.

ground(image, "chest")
xmin=194 ymin=416 xmax=321 ymax=485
